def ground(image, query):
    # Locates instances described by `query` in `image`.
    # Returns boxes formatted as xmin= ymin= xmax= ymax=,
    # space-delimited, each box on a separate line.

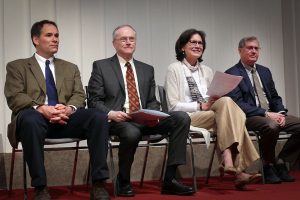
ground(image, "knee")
xmin=88 ymin=108 xmax=108 ymax=122
xmin=119 ymin=128 xmax=142 ymax=146
xmin=262 ymin=121 xmax=280 ymax=137
xmin=265 ymin=121 xmax=280 ymax=132
xmin=206 ymin=110 xmax=215 ymax=119
xmin=170 ymin=111 xmax=191 ymax=125
xmin=218 ymin=96 xmax=232 ymax=104
xmin=219 ymin=97 xmax=245 ymax=117
xmin=17 ymin=109 xmax=47 ymax=139
xmin=18 ymin=109 xmax=45 ymax=127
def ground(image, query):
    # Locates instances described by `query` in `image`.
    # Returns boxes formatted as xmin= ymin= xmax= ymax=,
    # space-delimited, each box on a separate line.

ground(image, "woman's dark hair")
xmin=175 ymin=29 xmax=206 ymax=62
xmin=31 ymin=20 xmax=58 ymax=47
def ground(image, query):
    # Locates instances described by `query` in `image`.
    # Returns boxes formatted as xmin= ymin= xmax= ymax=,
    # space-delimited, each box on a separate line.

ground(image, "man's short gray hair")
xmin=238 ymin=36 xmax=259 ymax=48
xmin=112 ymin=24 xmax=136 ymax=40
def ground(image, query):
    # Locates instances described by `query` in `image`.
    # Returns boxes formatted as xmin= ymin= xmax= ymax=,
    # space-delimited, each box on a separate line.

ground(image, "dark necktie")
xmin=125 ymin=62 xmax=140 ymax=113
xmin=251 ymin=68 xmax=268 ymax=110
xmin=45 ymin=60 xmax=58 ymax=106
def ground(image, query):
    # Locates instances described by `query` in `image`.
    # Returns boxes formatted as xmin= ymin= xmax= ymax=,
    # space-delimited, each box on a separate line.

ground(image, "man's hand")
xmin=265 ymin=111 xmax=286 ymax=127
xmin=108 ymin=111 xmax=131 ymax=122
xmin=37 ymin=105 xmax=63 ymax=120
xmin=55 ymin=104 xmax=74 ymax=117
xmin=37 ymin=104 xmax=73 ymax=125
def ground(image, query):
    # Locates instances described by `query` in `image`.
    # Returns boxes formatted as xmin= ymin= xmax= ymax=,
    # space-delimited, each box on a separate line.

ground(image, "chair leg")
xmin=70 ymin=141 xmax=80 ymax=192
xmin=160 ymin=142 xmax=168 ymax=182
xmin=206 ymin=140 xmax=217 ymax=185
xmin=108 ymin=141 xmax=117 ymax=197
xmin=23 ymin=153 xmax=28 ymax=200
xmin=188 ymin=136 xmax=197 ymax=192
xmin=140 ymin=143 xmax=150 ymax=188
xmin=9 ymin=148 xmax=16 ymax=192
xmin=86 ymin=160 xmax=91 ymax=187
xmin=255 ymin=132 xmax=265 ymax=184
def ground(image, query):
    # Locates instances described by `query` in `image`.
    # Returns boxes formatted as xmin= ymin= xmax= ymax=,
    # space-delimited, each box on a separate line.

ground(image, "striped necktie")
xmin=126 ymin=62 xmax=140 ymax=112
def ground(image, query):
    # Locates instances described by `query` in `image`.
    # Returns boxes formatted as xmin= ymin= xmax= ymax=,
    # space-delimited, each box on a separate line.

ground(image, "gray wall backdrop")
xmin=0 ymin=0 xmax=299 ymax=153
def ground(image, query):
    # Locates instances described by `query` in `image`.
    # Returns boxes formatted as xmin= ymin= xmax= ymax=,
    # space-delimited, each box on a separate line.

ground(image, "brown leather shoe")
xmin=34 ymin=187 xmax=51 ymax=200
xmin=90 ymin=182 xmax=110 ymax=200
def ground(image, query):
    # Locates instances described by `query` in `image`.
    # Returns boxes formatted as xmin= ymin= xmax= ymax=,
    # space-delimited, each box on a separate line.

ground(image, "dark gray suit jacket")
xmin=88 ymin=54 xmax=160 ymax=113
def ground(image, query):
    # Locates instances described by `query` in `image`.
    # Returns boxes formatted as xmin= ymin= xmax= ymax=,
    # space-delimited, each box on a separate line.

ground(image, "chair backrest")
xmin=157 ymin=85 xmax=168 ymax=113
xmin=85 ymin=86 xmax=90 ymax=100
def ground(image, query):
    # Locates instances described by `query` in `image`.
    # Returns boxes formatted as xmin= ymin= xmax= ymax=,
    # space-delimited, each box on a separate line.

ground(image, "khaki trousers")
xmin=190 ymin=97 xmax=259 ymax=172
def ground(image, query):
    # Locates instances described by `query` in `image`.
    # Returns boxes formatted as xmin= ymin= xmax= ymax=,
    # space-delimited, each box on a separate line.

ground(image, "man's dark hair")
xmin=31 ymin=20 xmax=58 ymax=47
xmin=175 ymin=29 xmax=206 ymax=62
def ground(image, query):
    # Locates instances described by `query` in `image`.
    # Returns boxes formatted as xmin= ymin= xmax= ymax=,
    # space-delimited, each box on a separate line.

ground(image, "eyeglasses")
xmin=188 ymin=40 xmax=203 ymax=47
xmin=118 ymin=37 xmax=136 ymax=43
xmin=244 ymin=46 xmax=261 ymax=52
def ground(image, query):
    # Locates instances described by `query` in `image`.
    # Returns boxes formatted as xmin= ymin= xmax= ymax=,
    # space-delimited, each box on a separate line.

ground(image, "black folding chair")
xmin=157 ymin=85 xmax=217 ymax=190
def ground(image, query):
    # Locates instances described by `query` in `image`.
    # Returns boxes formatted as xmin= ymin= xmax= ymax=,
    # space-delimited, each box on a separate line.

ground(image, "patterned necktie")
xmin=45 ymin=60 xmax=58 ymax=106
xmin=251 ymin=68 xmax=268 ymax=110
xmin=186 ymin=76 xmax=206 ymax=103
xmin=126 ymin=62 xmax=140 ymax=113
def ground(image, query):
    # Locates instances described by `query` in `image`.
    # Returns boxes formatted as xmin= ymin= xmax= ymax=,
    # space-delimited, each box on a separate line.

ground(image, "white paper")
xmin=189 ymin=126 xmax=211 ymax=149
xmin=207 ymin=71 xmax=242 ymax=97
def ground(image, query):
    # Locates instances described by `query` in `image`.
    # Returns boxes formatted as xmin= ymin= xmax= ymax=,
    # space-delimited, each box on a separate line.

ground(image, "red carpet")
xmin=1 ymin=171 xmax=300 ymax=200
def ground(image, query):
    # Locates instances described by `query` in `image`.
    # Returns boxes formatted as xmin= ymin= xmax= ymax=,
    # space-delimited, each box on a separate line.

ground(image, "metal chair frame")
xmin=157 ymin=85 xmax=217 ymax=191
xmin=248 ymin=130 xmax=292 ymax=183
xmin=108 ymin=135 xmax=168 ymax=196
xmin=84 ymin=86 xmax=169 ymax=196
xmin=9 ymin=138 xmax=86 ymax=200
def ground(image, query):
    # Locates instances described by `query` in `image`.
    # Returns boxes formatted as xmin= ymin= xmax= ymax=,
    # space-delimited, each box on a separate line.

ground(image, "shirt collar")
xmin=241 ymin=61 xmax=256 ymax=73
xmin=117 ymin=54 xmax=134 ymax=67
xmin=35 ymin=53 xmax=54 ymax=64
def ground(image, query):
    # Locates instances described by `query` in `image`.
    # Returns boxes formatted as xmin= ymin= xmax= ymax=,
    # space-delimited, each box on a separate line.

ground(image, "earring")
xmin=182 ymin=51 xmax=185 ymax=55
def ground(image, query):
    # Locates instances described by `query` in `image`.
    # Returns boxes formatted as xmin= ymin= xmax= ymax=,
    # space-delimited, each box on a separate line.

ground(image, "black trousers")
xmin=246 ymin=115 xmax=300 ymax=164
xmin=109 ymin=111 xmax=190 ymax=185
xmin=17 ymin=108 xmax=109 ymax=187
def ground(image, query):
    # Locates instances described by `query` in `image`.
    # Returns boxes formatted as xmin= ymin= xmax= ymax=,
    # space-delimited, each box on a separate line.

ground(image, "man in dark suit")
xmin=226 ymin=36 xmax=300 ymax=184
xmin=4 ymin=20 xmax=110 ymax=200
xmin=88 ymin=25 xmax=193 ymax=197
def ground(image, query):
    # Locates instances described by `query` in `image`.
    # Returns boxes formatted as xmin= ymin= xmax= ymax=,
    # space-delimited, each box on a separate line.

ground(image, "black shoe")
xmin=263 ymin=164 xmax=282 ymax=184
xmin=116 ymin=176 xmax=135 ymax=197
xmin=161 ymin=179 xmax=194 ymax=195
xmin=90 ymin=181 xmax=110 ymax=200
xmin=34 ymin=187 xmax=51 ymax=200
xmin=275 ymin=163 xmax=296 ymax=182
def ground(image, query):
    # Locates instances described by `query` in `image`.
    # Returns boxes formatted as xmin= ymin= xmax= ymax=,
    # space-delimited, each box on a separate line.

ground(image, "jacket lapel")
xmin=53 ymin=58 xmax=65 ymax=94
xmin=237 ymin=62 xmax=256 ymax=100
xmin=28 ymin=56 xmax=46 ymax=94
xmin=256 ymin=65 xmax=270 ymax=99
xmin=134 ymin=60 xmax=145 ymax=105
xmin=111 ymin=55 xmax=125 ymax=92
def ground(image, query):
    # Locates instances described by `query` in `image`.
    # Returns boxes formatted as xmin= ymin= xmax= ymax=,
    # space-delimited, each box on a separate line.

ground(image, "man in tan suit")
xmin=4 ymin=20 xmax=110 ymax=200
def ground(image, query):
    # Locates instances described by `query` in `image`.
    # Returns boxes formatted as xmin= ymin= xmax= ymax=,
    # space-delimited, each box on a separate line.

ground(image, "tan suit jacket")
xmin=4 ymin=55 xmax=86 ymax=147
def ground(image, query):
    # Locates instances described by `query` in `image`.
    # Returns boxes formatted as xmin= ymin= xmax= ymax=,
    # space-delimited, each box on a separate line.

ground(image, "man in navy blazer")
xmin=226 ymin=36 xmax=300 ymax=184
xmin=88 ymin=25 xmax=193 ymax=197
